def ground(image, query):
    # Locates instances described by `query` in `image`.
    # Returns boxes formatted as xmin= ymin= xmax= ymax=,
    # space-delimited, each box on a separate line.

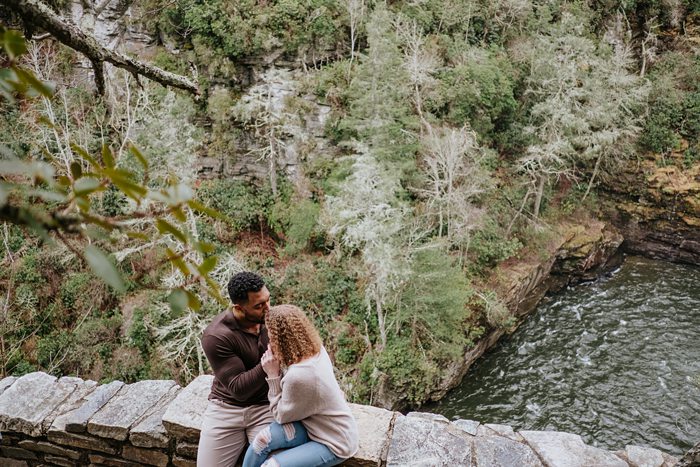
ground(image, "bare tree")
xmin=417 ymin=124 xmax=489 ymax=256
xmin=395 ymin=17 xmax=439 ymax=120
xmin=324 ymin=143 xmax=410 ymax=349
xmin=233 ymin=69 xmax=304 ymax=197
xmin=519 ymin=11 xmax=647 ymax=218
xmin=344 ymin=0 xmax=366 ymax=74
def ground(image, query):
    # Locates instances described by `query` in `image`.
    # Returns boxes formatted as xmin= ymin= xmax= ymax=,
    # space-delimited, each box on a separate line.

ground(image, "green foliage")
xmin=15 ymin=249 xmax=43 ymax=285
xmin=428 ymin=46 xmax=517 ymax=141
xmin=640 ymin=56 xmax=700 ymax=154
xmin=197 ymin=179 xmax=274 ymax=234
xmin=468 ymin=218 xmax=522 ymax=275
xmin=165 ymin=0 xmax=344 ymax=61
xmin=9 ymin=360 xmax=37 ymax=376
xmin=397 ymin=247 xmax=473 ymax=356
xmin=334 ymin=326 xmax=367 ymax=366
xmin=640 ymin=82 xmax=684 ymax=153
xmin=59 ymin=272 xmax=92 ymax=311
xmin=684 ymin=145 xmax=700 ymax=168
xmin=271 ymin=198 xmax=321 ymax=255
xmin=128 ymin=308 xmax=154 ymax=357
xmin=275 ymin=258 xmax=366 ymax=335
xmin=375 ymin=337 xmax=441 ymax=405
xmin=36 ymin=331 xmax=73 ymax=370
xmin=99 ymin=186 xmax=128 ymax=217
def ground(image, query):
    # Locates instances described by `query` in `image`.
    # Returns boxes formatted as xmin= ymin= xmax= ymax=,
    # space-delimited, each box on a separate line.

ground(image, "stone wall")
xmin=0 ymin=372 xmax=680 ymax=467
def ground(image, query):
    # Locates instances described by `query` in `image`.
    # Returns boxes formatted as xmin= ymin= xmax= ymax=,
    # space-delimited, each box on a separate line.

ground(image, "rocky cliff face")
xmin=67 ymin=0 xmax=153 ymax=55
xmin=604 ymin=154 xmax=700 ymax=264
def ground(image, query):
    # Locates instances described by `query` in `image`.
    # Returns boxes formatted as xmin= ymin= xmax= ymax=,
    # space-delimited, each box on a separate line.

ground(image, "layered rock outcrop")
xmin=604 ymin=156 xmax=700 ymax=264
xmin=0 ymin=372 xmax=680 ymax=466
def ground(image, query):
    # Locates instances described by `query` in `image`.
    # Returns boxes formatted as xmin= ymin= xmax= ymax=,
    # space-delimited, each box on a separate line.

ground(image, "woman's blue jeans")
xmin=241 ymin=421 xmax=344 ymax=467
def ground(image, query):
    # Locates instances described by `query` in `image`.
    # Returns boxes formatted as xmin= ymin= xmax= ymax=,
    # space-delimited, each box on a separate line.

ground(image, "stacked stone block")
xmin=0 ymin=372 xmax=683 ymax=466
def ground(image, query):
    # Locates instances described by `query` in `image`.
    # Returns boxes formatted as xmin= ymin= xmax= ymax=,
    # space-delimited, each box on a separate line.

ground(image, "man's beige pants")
xmin=197 ymin=400 xmax=274 ymax=466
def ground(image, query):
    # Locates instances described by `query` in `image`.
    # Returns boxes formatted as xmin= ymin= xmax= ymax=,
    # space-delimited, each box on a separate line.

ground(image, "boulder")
xmin=345 ymin=404 xmax=396 ymax=466
xmin=0 ymin=377 xmax=16 ymax=396
xmin=52 ymin=380 xmax=124 ymax=434
xmin=520 ymin=431 xmax=627 ymax=467
xmin=386 ymin=413 xmax=472 ymax=466
xmin=453 ymin=419 xmax=480 ymax=436
xmin=473 ymin=434 xmax=544 ymax=467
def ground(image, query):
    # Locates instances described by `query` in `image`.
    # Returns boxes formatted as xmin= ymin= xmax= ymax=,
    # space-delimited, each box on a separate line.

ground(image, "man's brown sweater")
xmin=201 ymin=311 xmax=269 ymax=406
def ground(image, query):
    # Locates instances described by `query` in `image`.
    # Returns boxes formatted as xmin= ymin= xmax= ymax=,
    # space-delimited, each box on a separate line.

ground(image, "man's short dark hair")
xmin=227 ymin=272 xmax=265 ymax=304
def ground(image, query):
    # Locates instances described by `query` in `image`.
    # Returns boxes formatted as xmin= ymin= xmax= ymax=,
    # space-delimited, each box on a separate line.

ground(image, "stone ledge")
xmin=0 ymin=373 xmax=685 ymax=466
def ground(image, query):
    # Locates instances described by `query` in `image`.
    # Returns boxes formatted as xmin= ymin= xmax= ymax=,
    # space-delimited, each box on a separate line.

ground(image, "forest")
xmin=1 ymin=0 xmax=699 ymax=409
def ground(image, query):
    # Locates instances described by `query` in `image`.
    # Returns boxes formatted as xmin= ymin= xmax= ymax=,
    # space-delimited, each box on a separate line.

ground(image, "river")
xmin=425 ymin=256 xmax=700 ymax=456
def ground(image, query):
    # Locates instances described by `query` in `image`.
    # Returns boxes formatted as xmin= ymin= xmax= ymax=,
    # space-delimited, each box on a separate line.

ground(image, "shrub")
xmin=197 ymin=179 xmax=274 ymax=234
xmin=468 ymin=219 xmax=522 ymax=275
xmin=428 ymin=47 xmax=517 ymax=142
xmin=59 ymin=272 xmax=93 ymax=312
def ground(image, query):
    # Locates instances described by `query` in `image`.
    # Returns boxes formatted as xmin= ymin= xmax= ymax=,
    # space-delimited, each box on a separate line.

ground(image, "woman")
xmin=242 ymin=304 xmax=359 ymax=467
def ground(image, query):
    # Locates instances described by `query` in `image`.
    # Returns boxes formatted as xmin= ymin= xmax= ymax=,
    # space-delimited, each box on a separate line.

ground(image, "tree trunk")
xmin=583 ymin=153 xmax=603 ymax=201
xmin=533 ymin=175 xmax=546 ymax=220
xmin=375 ymin=287 xmax=387 ymax=349
xmin=7 ymin=0 xmax=199 ymax=95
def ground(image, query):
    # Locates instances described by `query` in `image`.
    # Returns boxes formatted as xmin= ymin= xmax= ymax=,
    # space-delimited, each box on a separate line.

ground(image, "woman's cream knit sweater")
xmin=265 ymin=347 xmax=359 ymax=459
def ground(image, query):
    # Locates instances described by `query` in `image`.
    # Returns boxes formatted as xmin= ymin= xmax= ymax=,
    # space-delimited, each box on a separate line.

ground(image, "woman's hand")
xmin=261 ymin=345 xmax=281 ymax=378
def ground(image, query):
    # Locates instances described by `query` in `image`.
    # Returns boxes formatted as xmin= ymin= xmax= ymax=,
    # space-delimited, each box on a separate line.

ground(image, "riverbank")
xmin=375 ymin=219 xmax=625 ymax=411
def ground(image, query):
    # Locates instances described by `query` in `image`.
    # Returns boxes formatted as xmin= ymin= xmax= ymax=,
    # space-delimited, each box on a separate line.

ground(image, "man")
xmin=197 ymin=271 xmax=274 ymax=466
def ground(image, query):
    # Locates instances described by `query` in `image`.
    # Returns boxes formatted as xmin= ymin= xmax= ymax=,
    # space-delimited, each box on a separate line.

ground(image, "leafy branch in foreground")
xmin=0 ymin=27 xmax=222 ymax=312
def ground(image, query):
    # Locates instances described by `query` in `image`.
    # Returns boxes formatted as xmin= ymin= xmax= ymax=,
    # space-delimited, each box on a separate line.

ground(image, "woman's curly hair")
xmin=266 ymin=304 xmax=322 ymax=366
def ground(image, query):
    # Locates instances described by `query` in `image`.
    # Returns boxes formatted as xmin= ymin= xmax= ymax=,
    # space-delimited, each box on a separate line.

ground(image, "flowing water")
xmin=425 ymin=256 xmax=700 ymax=456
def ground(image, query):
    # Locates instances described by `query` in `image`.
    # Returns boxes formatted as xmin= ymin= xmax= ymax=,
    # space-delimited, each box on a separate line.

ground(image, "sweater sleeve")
xmin=266 ymin=371 xmax=318 ymax=424
xmin=201 ymin=334 xmax=267 ymax=399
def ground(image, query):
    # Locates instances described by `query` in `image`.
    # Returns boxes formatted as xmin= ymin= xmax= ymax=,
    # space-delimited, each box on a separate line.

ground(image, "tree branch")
xmin=7 ymin=0 xmax=199 ymax=96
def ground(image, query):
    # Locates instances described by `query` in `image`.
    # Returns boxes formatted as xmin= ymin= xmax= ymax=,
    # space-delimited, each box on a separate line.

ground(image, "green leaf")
xmin=166 ymin=248 xmax=190 ymax=277
xmin=102 ymin=144 xmax=115 ymax=169
xmin=187 ymin=200 xmax=225 ymax=220
xmin=156 ymin=219 xmax=188 ymax=243
xmin=70 ymin=144 xmax=100 ymax=169
xmin=194 ymin=241 xmax=216 ymax=255
xmin=70 ymin=162 xmax=83 ymax=180
xmin=168 ymin=288 xmax=188 ymax=314
xmin=27 ymin=188 xmax=66 ymax=203
xmin=197 ymin=256 xmax=218 ymax=275
xmin=85 ymin=245 xmax=126 ymax=292
xmin=170 ymin=206 xmax=186 ymax=223
xmin=2 ymin=29 xmax=27 ymax=60
xmin=205 ymin=280 xmax=227 ymax=306
xmin=126 ymin=231 xmax=150 ymax=241
xmin=14 ymin=67 xmax=54 ymax=98
xmin=128 ymin=143 xmax=149 ymax=171
xmin=110 ymin=177 xmax=147 ymax=202
xmin=81 ymin=213 xmax=116 ymax=231
xmin=75 ymin=195 xmax=91 ymax=212
xmin=185 ymin=290 xmax=202 ymax=311
xmin=73 ymin=177 xmax=102 ymax=196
